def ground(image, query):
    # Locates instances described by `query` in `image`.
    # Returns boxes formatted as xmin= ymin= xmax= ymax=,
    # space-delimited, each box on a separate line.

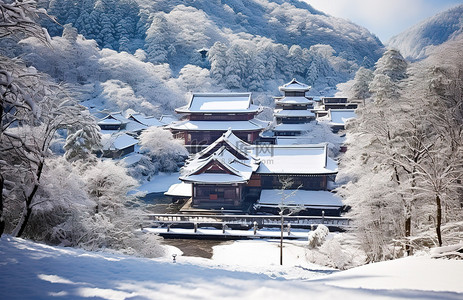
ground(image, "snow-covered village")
xmin=1 ymin=0 xmax=463 ymax=299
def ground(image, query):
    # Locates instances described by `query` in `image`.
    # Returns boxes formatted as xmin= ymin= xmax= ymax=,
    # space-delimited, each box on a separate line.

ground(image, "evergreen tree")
xmin=351 ymin=67 xmax=374 ymax=101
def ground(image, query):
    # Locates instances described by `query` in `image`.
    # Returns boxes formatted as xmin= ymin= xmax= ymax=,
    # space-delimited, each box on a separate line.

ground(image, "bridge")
xmin=143 ymin=213 xmax=351 ymax=239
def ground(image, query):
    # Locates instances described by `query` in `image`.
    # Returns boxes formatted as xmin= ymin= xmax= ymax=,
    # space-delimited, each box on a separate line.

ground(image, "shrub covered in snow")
xmin=307 ymin=224 xmax=329 ymax=249
xmin=139 ymin=127 xmax=188 ymax=175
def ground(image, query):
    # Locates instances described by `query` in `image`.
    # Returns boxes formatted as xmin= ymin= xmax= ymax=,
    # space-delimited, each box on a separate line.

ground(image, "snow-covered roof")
xmin=279 ymin=78 xmax=311 ymax=92
xmin=159 ymin=115 xmax=177 ymax=125
xmin=121 ymin=153 xmax=144 ymax=166
xmin=274 ymin=109 xmax=315 ymax=118
xmin=256 ymin=190 xmax=343 ymax=209
xmin=193 ymin=129 xmax=251 ymax=160
xmin=98 ymin=112 xmax=129 ymax=126
xmin=273 ymin=123 xmax=311 ymax=132
xmin=101 ymin=132 xmax=138 ymax=151
xmin=125 ymin=120 xmax=147 ymax=133
xmin=98 ymin=118 xmax=122 ymax=125
xmin=252 ymin=144 xmax=337 ymax=175
xmin=275 ymin=96 xmax=313 ymax=105
xmin=180 ymin=147 xmax=256 ymax=184
xmin=275 ymin=137 xmax=308 ymax=145
xmin=328 ymin=109 xmax=356 ymax=126
xmin=322 ymin=97 xmax=348 ymax=104
xmin=175 ymin=93 xmax=261 ymax=114
xmin=128 ymin=113 xmax=164 ymax=127
xmin=168 ymin=119 xmax=269 ymax=131
xmin=165 ymin=182 xmax=192 ymax=197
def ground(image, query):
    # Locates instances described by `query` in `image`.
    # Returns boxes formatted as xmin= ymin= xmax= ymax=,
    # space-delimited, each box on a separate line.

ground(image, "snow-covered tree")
xmin=369 ymin=49 xmax=407 ymax=102
xmin=0 ymin=0 xmax=53 ymax=237
xmin=208 ymin=41 xmax=228 ymax=83
xmin=339 ymin=42 xmax=463 ymax=261
xmin=139 ymin=127 xmax=188 ymax=175
xmin=351 ymin=67 xmax=374 ymax=101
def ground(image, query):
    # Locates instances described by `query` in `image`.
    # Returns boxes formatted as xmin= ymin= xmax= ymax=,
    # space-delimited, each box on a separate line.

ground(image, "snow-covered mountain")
xmin=35 ymin=0 xmax=383 ymax=97
xmin=387 ymin=4 xmax=463 ymax=61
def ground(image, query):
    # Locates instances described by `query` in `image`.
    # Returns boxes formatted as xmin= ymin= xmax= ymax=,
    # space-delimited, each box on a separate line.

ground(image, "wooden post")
xmin=280 ymin=211 xmax=284 ymax=265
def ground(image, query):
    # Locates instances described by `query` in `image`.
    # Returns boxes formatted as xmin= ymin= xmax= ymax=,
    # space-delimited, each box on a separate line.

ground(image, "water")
xmin=142 ymin=192 xmax=230 ymax=258
xmin=162 ymin=239 xmax=233 ymax=259
xmin=141 ymin=192 xmax=181 ymax=214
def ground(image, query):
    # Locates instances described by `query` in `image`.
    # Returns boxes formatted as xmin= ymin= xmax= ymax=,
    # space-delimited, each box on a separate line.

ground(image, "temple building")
xmin=168 ymin=93 xmax=269 ymax=152
xmin=322 ymin=109 xmax=356 ymax=133
xmin=177 ymin=130 xmax=260 ymax=209
xmin=315 ymin=97 xmax=358 ymax=118
xmin=167 ymin=129 xmax=342 ymax=215
xmin=273 ymin=79 xmax=315 ymax=137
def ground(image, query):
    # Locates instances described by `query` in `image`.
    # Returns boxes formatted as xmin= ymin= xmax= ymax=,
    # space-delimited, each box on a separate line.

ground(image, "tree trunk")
xmin=404 ymin=214 xmax=412 ymax=255
xmin=0 ymin=173 xmax=5 ymax=237
xmin=12 ymin=161 xmax=44 ymax=237
xmin=435 ymin=194 xmax=443 ymax=247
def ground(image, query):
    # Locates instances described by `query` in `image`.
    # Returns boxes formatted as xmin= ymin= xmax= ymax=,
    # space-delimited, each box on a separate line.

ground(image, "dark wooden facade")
xmin=189 ymin=113 xmax=255 ymax=121
xmin=192 ymin=183 xmax=245 ymax=208
xmin=174 ymin=130 xmax=260 ymax=146
xmin=248 ymin=174 xmax=329 ymax=190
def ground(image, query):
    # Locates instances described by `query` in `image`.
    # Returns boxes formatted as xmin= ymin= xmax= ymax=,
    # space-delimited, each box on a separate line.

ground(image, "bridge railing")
xmin=144 ymin=213 xmax=351 ymax=229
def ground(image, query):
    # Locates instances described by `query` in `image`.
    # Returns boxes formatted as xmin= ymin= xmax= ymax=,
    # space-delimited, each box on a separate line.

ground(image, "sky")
xmin=304 ymin=0 xmax=463 ymax=42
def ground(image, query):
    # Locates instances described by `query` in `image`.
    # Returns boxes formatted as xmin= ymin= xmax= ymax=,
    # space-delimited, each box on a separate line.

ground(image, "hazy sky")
xmin=304 ymin=0 xmax=463 ymax=42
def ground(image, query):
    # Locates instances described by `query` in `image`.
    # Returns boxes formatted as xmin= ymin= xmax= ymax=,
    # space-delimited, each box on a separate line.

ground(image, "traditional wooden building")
xmin=168 ymin=129 xmax=341 ymax=213
xmin=97 ymin=112 xmax=129 ymax=131
xmin=315 ymin=97 xmax=358 ymax=118
xmin=169 ymin=93 xmax=268 ymax=151
xmin=273 ymin=79 xmax=315 ymax=136
xmin=99 ymin=132 xmax=138 ymax=158
xmin=179 ymin=131 xmax=260 ymax=209
xmin=251 ymin=144 xmax=337 ymax=190
xmin=323 ymin=109 xmax=356 ymax=133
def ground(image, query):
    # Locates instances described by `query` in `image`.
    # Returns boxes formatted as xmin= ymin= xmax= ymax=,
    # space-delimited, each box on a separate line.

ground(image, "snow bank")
xmin=1 ymin=236 xmax=462 ymax=300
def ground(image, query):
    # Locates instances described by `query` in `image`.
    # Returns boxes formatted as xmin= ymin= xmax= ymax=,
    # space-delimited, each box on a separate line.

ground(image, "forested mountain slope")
xmin=32 ymin=0 xmax=383 ymax=99
xmin=388 ymin=4 xmax=463 ymax=61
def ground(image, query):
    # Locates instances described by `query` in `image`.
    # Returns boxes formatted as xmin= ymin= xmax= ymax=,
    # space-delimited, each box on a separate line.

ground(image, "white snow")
xmin=253 ymin=145 xmax=338 ymax=175
xmin=135 ymin=172 xmax=181 ymax=194
xmin=273 ymin=123 xmax=312 ymax=132
xmin=129 ymin=113 xmax=164 ymax=127
xmin=275 ymin=96 xmax=312 ymax=104
xmin=145 ymin=227 xmax=311 ymax=239
xmin=169 ymin=119 xmax=268 ymax=131
xmin=164 ymin=182 xmax=192 ymax=197
xmin=176 ymin=93 xmax=260 ymax=113
xmin=328 ymin=109 xmax=356 ymax=126
xmin=274 ymin=109 xmax=315 ymax=117
xmin=323 ymin=255 xmax=463 ymax=293
xmin=124 ymin=120 xmax=147 ymax=133
xmin=1 ymin=236 xmax=461 ymax=299
xmin=258 ymin=190 xmax=343 ymax=208
xmin=101 ymin=133 xmax=138 ymax=150
xmin=279 ymin=79 xmax=311 ymax=92
xmin=181 ymin=173 xmax=249 ymax=183
xmin=98 ymin=118 xmax=122 ymax=125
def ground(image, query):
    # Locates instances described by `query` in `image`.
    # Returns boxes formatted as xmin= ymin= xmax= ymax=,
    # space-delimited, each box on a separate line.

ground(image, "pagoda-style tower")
xmin=169 ymin=93 xmax=268 ymax=151
xmin=273 ymin=79 xmax=315 ymax=136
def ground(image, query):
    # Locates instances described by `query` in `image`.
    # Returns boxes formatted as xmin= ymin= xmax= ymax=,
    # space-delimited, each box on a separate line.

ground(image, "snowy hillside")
xmin=1 ymin=236 xmax=462 ymax=299
xmin=17 ymin=0 xmax=386 ymax=103
xmin=387 ymin=4 xmax=463 ymax=61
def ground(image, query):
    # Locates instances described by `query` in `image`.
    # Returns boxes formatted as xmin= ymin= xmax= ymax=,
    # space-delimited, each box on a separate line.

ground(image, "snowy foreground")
xmin=0 ymin=237 xmax=462 ymax=300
